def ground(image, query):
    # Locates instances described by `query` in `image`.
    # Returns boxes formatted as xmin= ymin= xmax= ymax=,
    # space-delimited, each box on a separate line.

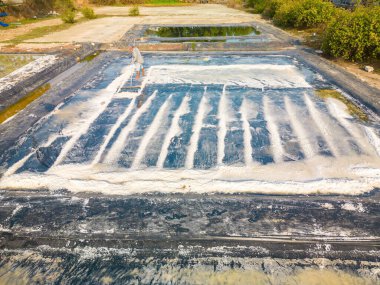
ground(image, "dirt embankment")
xmin=333 ymin=59 xmax=380 ymax=91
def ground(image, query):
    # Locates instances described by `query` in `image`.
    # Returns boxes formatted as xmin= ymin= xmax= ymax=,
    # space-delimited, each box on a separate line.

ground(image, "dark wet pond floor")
xmin=0 ymin=190 xmax=379 ymax=284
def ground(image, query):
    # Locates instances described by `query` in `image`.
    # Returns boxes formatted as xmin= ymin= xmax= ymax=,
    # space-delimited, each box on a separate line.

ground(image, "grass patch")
xmin=316 ymin=89 xmax=368 ymax=122
xmin=80 ymin=51 xmax=101 ymax=62
xmin=1 ymin=16 xmax=59 ymax=30
xmin=3 ymin=16 xmax=89 ymax=44
xmin=0 ymin=84 xmax=51 ymax=124
xmin=144 ymin=0 xmax=192 ymax=6
xmin=0 ymin=54 xmax=36 ymax=77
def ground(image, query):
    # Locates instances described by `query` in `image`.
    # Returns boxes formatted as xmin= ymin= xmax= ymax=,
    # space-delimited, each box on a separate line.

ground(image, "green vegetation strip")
xmin=144 ymin=0 xmax=192 ymax=6
xmin=3 ymin=17 xmax=89 ymax=44
xmin=316 ymin=89 xmax=368 ymax=122
xmin=80 ymin=51 xmax=101 ymax=62
xmin=1 ymin=16 xmax=59 ymax=30
xmin=0 ymin=84 xmax=51 ymax=124
xmin=145 ymin=26 xmax=260 ymax=38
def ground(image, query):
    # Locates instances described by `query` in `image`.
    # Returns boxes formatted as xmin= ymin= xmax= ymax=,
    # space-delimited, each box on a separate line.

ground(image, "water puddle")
xmin=142 ymin=25 xmax=265 ymax=43
xmin=145 ymin=26 xmax=260 ymax=38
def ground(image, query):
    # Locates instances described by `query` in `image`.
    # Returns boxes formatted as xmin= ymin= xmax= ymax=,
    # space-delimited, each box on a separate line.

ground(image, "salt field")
xmin=0 ymin=2 xmax=379 ymax=283
xmin=1 ymin=53 xmax=380 ymax=195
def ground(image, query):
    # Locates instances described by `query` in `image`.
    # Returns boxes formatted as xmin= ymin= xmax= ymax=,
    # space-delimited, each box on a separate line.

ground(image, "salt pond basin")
xmin=1 ymin=2 xmax=379 ymax=282
xmin=1 ymin=52 xmax=380 ymax=196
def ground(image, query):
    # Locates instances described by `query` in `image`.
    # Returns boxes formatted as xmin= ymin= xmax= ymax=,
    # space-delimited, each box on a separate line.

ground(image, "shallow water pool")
xmin=141 ymin=25 xmax=267 ymax=43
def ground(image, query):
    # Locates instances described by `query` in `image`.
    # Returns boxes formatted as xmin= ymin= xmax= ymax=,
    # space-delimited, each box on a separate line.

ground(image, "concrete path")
xmin=25 ymin=4 xmax=256 ymax=43
xmin=95 ymin=4 xmax=255 ymax=21
xmin=26 ymin=17 xmax=138 ymax=43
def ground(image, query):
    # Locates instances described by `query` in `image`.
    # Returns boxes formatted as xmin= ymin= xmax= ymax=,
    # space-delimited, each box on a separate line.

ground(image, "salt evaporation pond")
xmin=142 ymin=25 xmax=265 ymax=43
xmin=1 ymin=53 xmax=380 ymax=195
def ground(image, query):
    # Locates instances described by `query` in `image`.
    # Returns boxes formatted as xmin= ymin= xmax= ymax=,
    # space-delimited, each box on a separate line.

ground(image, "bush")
xmin=272 ymin=0 xmax=300 ymax=27
xmin=246 ymin=0 xmax=268 ymax=13
xmin=322 ymin=7 xmax=380 ymax=61
xmin=273 ymin=0 xmax=335 ymax=28
xmin=262 ymin=0 xmax=284 ymax=19
xmin=81 ymin=6 xmax=96 ymax=19
xmin=246 ymin=0 xmax=379 ymax=62
xmin=128 ymin=5 xmax=139 ymax=16
xmin=61 ymin=9 xmax=76 ymax=23
xmin=294 ymin=0 xmax=335 ymax=28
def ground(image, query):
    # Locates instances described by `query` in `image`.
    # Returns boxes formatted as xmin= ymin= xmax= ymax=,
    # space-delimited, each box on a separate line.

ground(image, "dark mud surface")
xmin=0 ymin=190 xmax=379 ymax=284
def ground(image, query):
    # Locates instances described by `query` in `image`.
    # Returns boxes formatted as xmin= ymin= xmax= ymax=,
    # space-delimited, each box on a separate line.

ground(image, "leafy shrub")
xmin=322 ymin=7 xmax=380 ymax=61
xmin=61 ymin=9 xmax=76 ymax=23
xmin=272 ymin=0 xmax=300 ymax=27
xmin=262 ymin=0 xmax=284 ymax=19
xmin=246 ymin=0 xmax=268 ymax=13
xmin=294 ymin=0 xmax=335 ymax=28
xmin=128 ymin=5 xmax=139 ymax=16
xmin=81 ymin=6 xmax=96 ymax=19
xmin=246 ymin=0 xmax=380 ymax=62
xmin=273 ymin=0 xmax=335 ymax=28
